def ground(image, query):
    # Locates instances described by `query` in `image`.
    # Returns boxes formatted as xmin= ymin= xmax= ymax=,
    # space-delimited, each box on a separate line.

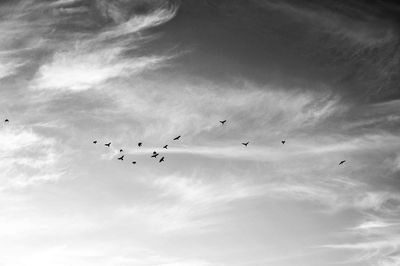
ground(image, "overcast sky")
xmin=1 ymin=0 xmax=400 ymax=266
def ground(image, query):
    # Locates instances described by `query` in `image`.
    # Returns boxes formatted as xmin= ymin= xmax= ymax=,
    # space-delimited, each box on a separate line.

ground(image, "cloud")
xmin=257 ymin=0 xmax=396 ymax=48
xmin=0 ymin=126 xmax=64 ymax=189
xmin=114 ymin=172 xmax=265 ymax=234
xmin=0 ymin=243 xmax=220 ymax=266
xmin=106 ymin=78 xmax=341 ymax=144
xmin=32 ymin=49 xmax=168 ymax=91
xmin=152 ymin=173 xmax=261 ymax=205
xmin=322 ymin=238 xmax=400 ymax=266
xmin=252 ymin=0 xmax=400 ymax=99
xmin=351 ymin=220 xmax=400 ymax=231
xmin=30 ymin=1 xmax=178 ymax=91
xmin=0 ymin=57 xmax=23 ymax=80
xmin=0 ymin=1 xmax=45 ymax=80
xmin=321 ymin=200 xmax=400 ymax=265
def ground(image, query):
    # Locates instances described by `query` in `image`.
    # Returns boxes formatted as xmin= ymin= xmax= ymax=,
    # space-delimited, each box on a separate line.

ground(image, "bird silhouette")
xmin=159 ymin=156 xmax=165 ymax=163
xmin=339 ymin=160 xmax=346 ymax=165
xmin=4 ymin=119 xmax=9 ymax=123
xmin=281 ymin=140 xmax=286 ymax=144
xmin=163 ymin=145 xmax=168 ymax=149
xmin=173 ymin=135 xmax=181 ymax=140
xmin=132 ymin=161 xmax=136 ymax=164
xmin=138 ymin=142 xmax=142 ymax=147
xmin=118 ymin=155 xmax=124 ymax=160
xmin=242 ymin=141 xmax=249 ymax=147
xmin=151 ymin=153 xmax=159 ymax=158
xmin=220 ymin=120 xmax=227 ymax=125
xmin=119 ymin=149 xmax=123 ymax=152
xmin=105 ymin=142 xmax=111 ymax=147
xmin=93 ymin=140 xmax=97 ymax=144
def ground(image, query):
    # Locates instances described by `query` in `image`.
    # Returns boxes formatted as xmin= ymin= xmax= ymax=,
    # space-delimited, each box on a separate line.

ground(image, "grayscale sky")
xmin=1 ymin=0 xmax=400 ymax=265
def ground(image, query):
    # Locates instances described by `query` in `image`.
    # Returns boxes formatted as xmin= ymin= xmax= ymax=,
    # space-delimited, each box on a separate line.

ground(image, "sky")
xmin=0 ymin=0 xmax=400 ymax=265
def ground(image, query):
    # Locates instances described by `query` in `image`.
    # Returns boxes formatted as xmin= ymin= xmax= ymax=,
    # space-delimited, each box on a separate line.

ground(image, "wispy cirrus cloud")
xmin=0 ymin=0 xmax=178 ymax=89
xmin=351 ymin=220 xmax=400 ymax=232
xmin=31 ymin=1 xmax=178 ymax=91
xmin=32 ymin=50 xmax=168 ymax=91
xmin=106 ymin=78 xmax=341 ymax=144
xmin=322 ymin=238 xmax=400 ymax=266
xmin=256 ymin=0 xmax=396 ymax=48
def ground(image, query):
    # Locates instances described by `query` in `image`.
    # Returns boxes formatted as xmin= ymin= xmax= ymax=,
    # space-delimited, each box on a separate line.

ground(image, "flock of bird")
xmin=93 ymin=137 xmax=171 ymax=164
xmin=3 ymin=118 xmax=347 ymax=166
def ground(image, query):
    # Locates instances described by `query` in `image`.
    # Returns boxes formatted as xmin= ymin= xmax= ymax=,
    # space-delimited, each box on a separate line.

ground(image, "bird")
xmin=132 ymin=161 xmax=136 ymax=164
xmin=242 ymin=141 xmax=249 ymax=147
xmin=119 ymin=149 xmax=123 ymax=152
xmin=151 ymin=153 xmax=159 ymax=158
xmin=339 ymin=160 xmax=346 ymax=165
xmin=4 ymin=119 xmax=9 ymax=123
xmin=281 ymin=140 xmax=286 ymax=144
xmin=138 ymin=142 xmax=142 ymax=147
xmin=173 ymin=135 xmax=181 ymax=140
xmin=163 ymin=145 xmax=168 ymax=149
xmin=93 ymin=140 xmax=97 ymax=144
xmin=105 ymin=142 xmax=111 ymax=147
xmin=118 ymin=155 xmax=124 ymax=160
xmin=159 ymin=156 xmax=165 ymax=163
xmin=220 ymin=120 xmax=227 ymax=125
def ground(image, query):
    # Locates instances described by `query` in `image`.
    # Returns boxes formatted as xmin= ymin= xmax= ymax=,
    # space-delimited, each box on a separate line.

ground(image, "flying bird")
xmin=173 ymin=135 xmax=181 ymax=140
xmin=93 ymin=140 xmax=97 ymax=144
xmin=138 ymin=142 xmax=142 ymax=147
xmin=118 ymin=155 xmax=124 ymax=161
xmin=105 ymin=142 xmax=111 ymax=147
xmin=220 ymin=120 xmax=227 ymax=125
xmin=4 ymin=119 xmax=9 ymax=123
xmin=132 ymin=161 xmax=136 ymax=164
xmin=281 ymin=140 xmax=286 ymax=144
xmin=151 ymin=153 xmax=159 ymax=158
xmin=159 ymin=156 xmax=165 ymax=163
xmin=119 ymin=149 xmax=123 ymax=152
xmin=339 ymin=160 xmax=346 ymax=165
xmin=242 ymin=141 xmax=249 ymax=147
xmin=163 ymin=145 xmax=168 ymax=149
